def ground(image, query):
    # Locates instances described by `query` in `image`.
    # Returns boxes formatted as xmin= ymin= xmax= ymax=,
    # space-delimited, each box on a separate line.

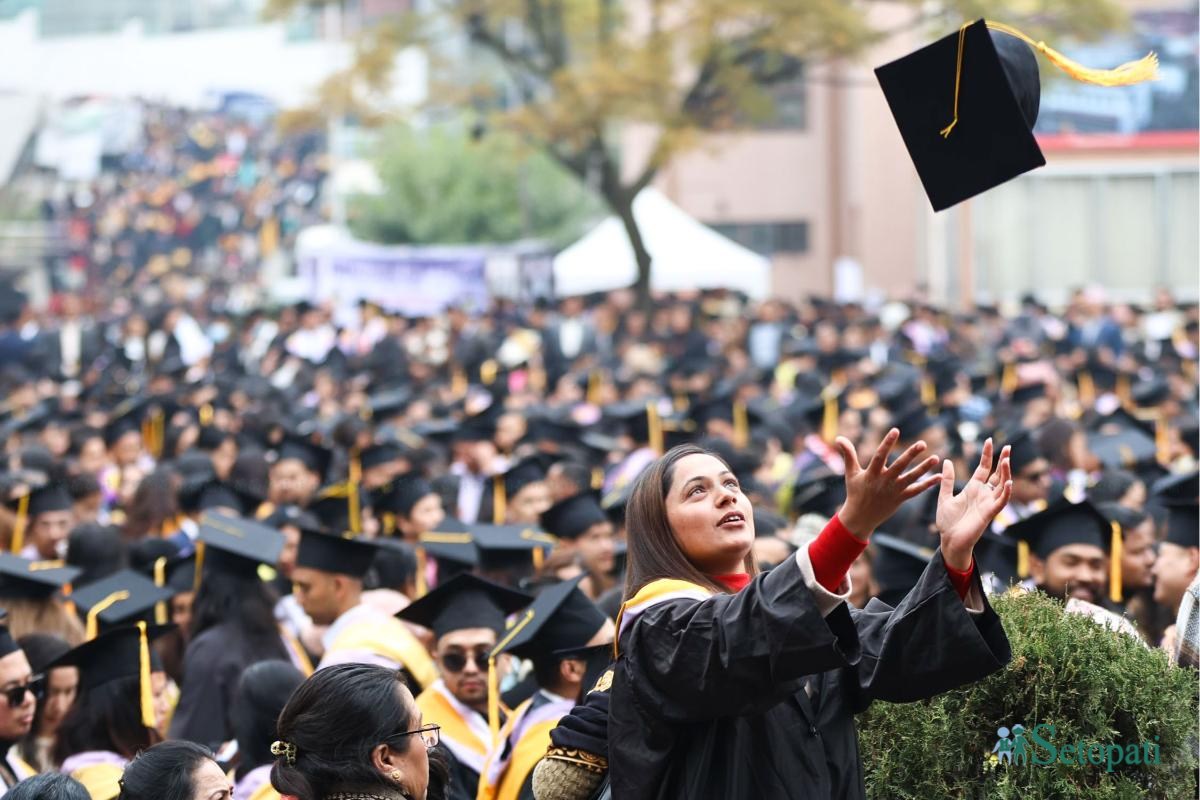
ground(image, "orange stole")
xmin=476 ymin=699 xmax=567 ymax=800
xmin=416 ymin=685 xmax=490 ymax=768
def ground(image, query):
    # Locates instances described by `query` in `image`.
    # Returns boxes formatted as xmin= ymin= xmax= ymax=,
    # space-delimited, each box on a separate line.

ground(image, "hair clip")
xmin=270 ymin=740 xmax=297 ymax=765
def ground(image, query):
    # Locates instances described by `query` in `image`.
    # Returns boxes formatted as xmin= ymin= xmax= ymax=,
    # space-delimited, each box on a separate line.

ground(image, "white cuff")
xmin=962 ymin=579 xmax=985 ymax=616
xmin=795 ymin=542 xmax=852 ymax=618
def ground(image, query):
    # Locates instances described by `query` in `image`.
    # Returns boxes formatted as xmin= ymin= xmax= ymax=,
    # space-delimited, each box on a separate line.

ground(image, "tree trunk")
xmin=612 ymin=194 xmax=653 ymax=311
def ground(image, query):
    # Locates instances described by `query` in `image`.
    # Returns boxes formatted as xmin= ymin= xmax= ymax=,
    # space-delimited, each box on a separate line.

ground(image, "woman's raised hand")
xmin=834 ymin=429 xmax=942 ymax=540
xmin=935 ymin=438 xmax=1013 ymax=571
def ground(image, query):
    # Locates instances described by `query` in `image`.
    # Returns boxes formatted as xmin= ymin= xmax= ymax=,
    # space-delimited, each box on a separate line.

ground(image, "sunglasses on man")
xmin=2 ymin=676 xmax=44 ymax=708
xmin=439 ymin=647 xmax=490 ymax=674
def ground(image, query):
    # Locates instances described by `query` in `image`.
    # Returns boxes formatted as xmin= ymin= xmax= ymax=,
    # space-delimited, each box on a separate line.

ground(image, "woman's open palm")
xmin=936 ymin=439 xmax=1013 ymax=562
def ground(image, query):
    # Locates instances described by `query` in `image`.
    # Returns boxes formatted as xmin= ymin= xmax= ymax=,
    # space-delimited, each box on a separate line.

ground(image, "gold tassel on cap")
xmin=1155 ymin=415 xmax=1170 ymax=466
xmin=591 ymin=467 xmax=604 ymax=491
xmin=493 ymin=477 xmax=506 ymax=525
xmin=1109 ymin=521 xmax=1123 ymax=603
xmin=193 ymin=541 xmax=206 ymax=591
xmin=646 ymin=402 xmax=664 ymax=456
xmin=1077 ymin=371 xmax=1096 ymax=408
xmin=153 ymin=557 xmax=168 ymax=625
xmin=136 ymin=621 xmax=156 ymax=729
xmin=488 ymin=609 xmax=535 ymax=745
xmin=732 ymin=400 xmax=750 ymax=449
xmin=821 ymin=389 xmax=839 ymax=444
xmin=348 ymin=450 xmax=363 ymax=535
xmin=1017 ymin=540 xmax=1030 ymax=579
xmin=10 ymin=493 xmax=28 ymax=554
xmin=414 ymin=547 xmax=428 ymax=597
xmin=1000 ymin=362 xmax=1019 ymax=396
xmin=86 ymin=590 xmax=130 ymax=641
xmin=587 ymin=370 xmax=603 ymax=406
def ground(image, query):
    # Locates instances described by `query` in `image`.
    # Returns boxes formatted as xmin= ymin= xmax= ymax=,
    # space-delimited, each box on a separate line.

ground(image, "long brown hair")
xmin=623 ymin=444 xmax=759 ymax=599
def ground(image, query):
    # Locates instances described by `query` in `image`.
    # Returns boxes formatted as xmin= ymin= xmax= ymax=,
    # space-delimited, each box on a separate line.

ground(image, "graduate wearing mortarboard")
xmin=397 ymin=574 xmax=532 ymax=800
xmin=7 ymin=483 xmax=74 ymax=561
xmin=0 ymin=615 xmax=38 ymax=792
xmin=476 ymin=577 xmax=612 ymax=800
xmin=1150 ymin=472 xmax=1199 ymax=666
xmin=540 ymin=493 xmax=618 ymax=601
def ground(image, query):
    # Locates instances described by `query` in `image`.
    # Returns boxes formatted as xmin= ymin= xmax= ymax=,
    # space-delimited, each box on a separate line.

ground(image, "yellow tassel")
xmin=136 ymin=621 xmax=156 ymax=729
xmin=1077 ymin=371 xmax=1096 ymax=408
xmin=732 ymin=400 xmax=749 ymax=449
xmin=348 ymin=450 xmax=362 ymax=535
xmin=414 ymin=547 xmax=428 ymax=597
xmin=60 ymin=584 xmax=74 ymax=620
xmin=85 ymin=590 xmax=130 ymax=641
xmin=1109 ymin=521 xmax=1123 ymax=604
xmin=382 ymin=512 xmax=396 ymax=537
xmin=1001 ymin=362 xmax=1018 ymax=396
xmin=1017 ymin=540 xmax=1030 ymax=579
xmin=646 ymin=402 xmax=664 ymax=456
xmin=591 ymin=467 xmax=604 ymax=491
xmin=587 ymin=370 xmax=602 ymax=406
xmin=153 ymin=557 xmax=168 ymax=625
xmin=10 ymin=493 xmax=28 ymax=554
xmin=821 ymin=389 xmax=839 ymax=444
xmin=532 ymin=546 xmax=544 ymax=571
xmin=199 ymin=404 xmax=214 ymax=427
xmin=488 ymin=609 xmax=535 ymax=745
xmin=921 ymin=377 xmax=937 ymax=409
xmin=193 ymin=541 xmax=206 ymax=591
xmin=451 ymin=367 xmax=468 ymax=398
xmin=1155 ymin=415 xmax=1170 ymax=466
xmin=493 ymin=477 xmax=506 ymax=525
xmin=480 ymin=359 xmax=499 ymax=387
xmin=987 ymin=21 xmax=1159 ymax=87
xmin=1116 ymin=375 xmax=1132 ymax=408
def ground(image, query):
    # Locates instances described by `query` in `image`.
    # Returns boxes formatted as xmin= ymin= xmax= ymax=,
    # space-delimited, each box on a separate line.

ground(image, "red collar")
xmin=713 ymin=573 xmax=752 ymax=593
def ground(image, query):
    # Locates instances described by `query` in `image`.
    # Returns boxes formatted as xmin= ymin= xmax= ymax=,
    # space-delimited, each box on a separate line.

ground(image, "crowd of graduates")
xmin=0 ymin=94 xmax=1192 ymax=800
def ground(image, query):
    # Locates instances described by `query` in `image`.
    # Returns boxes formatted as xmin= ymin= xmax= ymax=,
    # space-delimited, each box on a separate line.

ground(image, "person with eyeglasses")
xmin=15 ymin=634 xmax=76 ymax=773
xmin=269 ymin=663 xmax=446 ymax=800
xmin=397 ymin=574 xmax=531 ymax=800
xmin=0 ymin=616 xmax=39 ymax=796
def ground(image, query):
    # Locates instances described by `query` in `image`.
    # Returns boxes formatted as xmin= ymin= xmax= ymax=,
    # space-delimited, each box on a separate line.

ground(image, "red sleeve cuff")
xmin=943 ymin=557 xmax=975 ymax=601
xmin=809 ymin=514 xmax=869 ymax=593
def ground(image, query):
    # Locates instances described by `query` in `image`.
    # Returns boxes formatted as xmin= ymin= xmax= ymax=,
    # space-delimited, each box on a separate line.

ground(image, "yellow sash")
xmin=329 ymin=616 xmax=438 ymax=690
xmin=614 ymin=578 xmax=712 ymax=657
xmin=8 ymin=752 xmax=35 ymax=781
xmin=484 ymin=717 xmax=562 ymax=800
xmin=416 ymin=686 xmax=489 ymax=761
xmin=71 ymin=763 xmax=125 ymax=800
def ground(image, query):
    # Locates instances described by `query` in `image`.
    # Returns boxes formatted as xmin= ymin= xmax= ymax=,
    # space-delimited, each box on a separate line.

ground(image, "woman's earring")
xmin=390 ymin=769 xmax=403 ymax=783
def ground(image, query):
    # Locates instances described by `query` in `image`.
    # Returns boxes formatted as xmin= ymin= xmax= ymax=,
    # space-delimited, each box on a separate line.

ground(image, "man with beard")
xmin=1007 ymin=499 xmax=1117 ymax=607
xmin=397 ymin=574 xmax=532 ymax=800
xmin=0 ymin=616 xmax=38 ymax=793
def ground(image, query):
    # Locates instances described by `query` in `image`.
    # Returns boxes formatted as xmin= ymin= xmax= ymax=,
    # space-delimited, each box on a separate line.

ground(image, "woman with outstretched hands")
xmin=607 ymin=431 xmax=1015 ymax=800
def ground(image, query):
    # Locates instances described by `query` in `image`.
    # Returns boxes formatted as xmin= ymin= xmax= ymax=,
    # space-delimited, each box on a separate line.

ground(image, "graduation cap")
xmin=1009 ymin=381 xmax=1048 ymax=406
xmin=1006 ymin=499 xmax=1120 ymax=596
xmin=178 ymin=475 xmax=261 ymax=516
xmin=46 ymin=623 xmax=172 ymax=730
xmin=484 ymin=457 xmax=552 ymax=526
xmin=455 ymin=403 xmax=501 ymax=443
xmin=197 ymin=511 xmax=285 ymax=578
xmin=1154 ymin=471 xmax=1199 ymax=549
xmin=540 ymin=493 xmax=608 ymax=541
xmin=876 ymin=19 xmax=1157 ymax=211
xmin=604 ymin=400 xmax=673 ymax=454
xmin=396 ymin=573 xmax=531 ymax=639
xmin=70 ymin=569 xmax=176 ymax=639
xmin=485 ymin=576 xmax=609 ymax=737
xmin=999 ymin=428 xmax=1042 ymax=475
xmin=1132 ymin=378 xmax=1171 ymax=409
xmin=790 ymin=470 xmax=846 ymax=519
xmin=472 ymin=524 xmax=556 ymax=575
xmin=262 ymin=504 xmax=324 ymax=535
xmin=417 ymin=518 xmax=478 ymax=569
xmin=1088 ymin=409 xmax=1158 ymax=471
xmin=0 ymin=613 xmax=18 ymax=659
xmin=893 ymin=404 xmax=942 ymax=442
xmin=373 ymin=473 xmax=436 ymax=519
xmin=870 ymin=533 xmax=936 ymax=607
xmin=364 ymin=388 xmax=413 ymax=422
xmin=360 ymin=442 xmax=407 ymax=471
xmin=295 ymin=529 xmax=378 ymax=579
xmin=275 ymin=434 xmax=333 ymax=481
xmin=689 ymin=390 xmax=765 ymax=448
xmin=0 ymin=553 xmax=80 ymax=600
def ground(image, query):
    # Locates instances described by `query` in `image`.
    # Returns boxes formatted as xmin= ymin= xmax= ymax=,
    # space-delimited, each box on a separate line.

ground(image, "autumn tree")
xmin=269 ymin=0 xmax=1126 ymax=303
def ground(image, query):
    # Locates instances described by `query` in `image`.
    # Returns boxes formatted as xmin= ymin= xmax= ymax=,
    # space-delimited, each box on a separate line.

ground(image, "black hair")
xmin=366 ymin=540 xmax=418 ymax=592
xmin=271 ymin=664 xmax=418 ymax=800
xmin=232 ymin=660 xmax=305 ymax=780
xmin=1089 ymin=470 xmax=1141 ymax=506
xmin=65 ymin=472 xmax=101 ymax=501
xmin=7 ymin=773 xmax=90 ymax=800
xmin=190 ymin=569 xmax=288 ymax=661
xmin=551 ymin=461 xmax=592 ymax=496
xmin=66 ymin=523 xmax=126 ymax=586
xmin=117 ymin=740 xmax=215 ymax=800
xmin=17 ymin=633 xmax=73 ymax=767
xmin=55 ymin=676 xmax=160 ymax=764
xmin=68 ymin=427 xmax=105 ymax=459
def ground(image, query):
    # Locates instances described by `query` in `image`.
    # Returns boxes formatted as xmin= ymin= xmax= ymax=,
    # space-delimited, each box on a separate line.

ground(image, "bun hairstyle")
xmin=117 ymin=740 xmax=215 ymax=800
xmin=270 ymin=664 xmax=417 ymax=800
xmin=232 ymin=660 xmax=305 ymax=780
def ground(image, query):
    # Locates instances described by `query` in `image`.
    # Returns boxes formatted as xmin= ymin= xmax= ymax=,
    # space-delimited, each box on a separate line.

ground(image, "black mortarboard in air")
xmin=0 ymin=554 xmax=80 ymax=600
xmin=1154 ymin=470 xmax=1198 ymax=548
xmin=1005 ymin=499 xmax=1113 ymax=560
xmin=875 ymin=19 xmax=1045 ymax=211
xmin=870 ymin=533 xmax=935 ymax=607
xmin=275 ymin=434 xmax=333 ymax=481
xmin=70 ymin=569 xmax=176 ymax=635
xmin=295 ymin=530 xmax=378 ymax=579
xmin=540 ymin=493 xmax=608 ymax=541
xmin=198 ymin=511 xmax=284 ymax=577
xmin=491 ymin=576 xmax=608 ymax=661
xmin=397 ymin=573 xmax=531 ymax=639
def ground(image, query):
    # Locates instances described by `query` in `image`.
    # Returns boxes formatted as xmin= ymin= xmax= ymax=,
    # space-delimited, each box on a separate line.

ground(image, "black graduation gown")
xmin=609 ymin=549 xmax=1011 ymax=800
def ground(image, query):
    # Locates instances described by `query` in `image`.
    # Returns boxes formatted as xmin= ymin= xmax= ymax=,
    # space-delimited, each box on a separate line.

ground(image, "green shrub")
xmin=858 ymin=591 xmax=1198 ymax=800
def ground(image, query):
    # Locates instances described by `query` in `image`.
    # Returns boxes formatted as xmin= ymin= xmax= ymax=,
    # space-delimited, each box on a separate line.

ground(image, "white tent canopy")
xmin=553 ymin=188 xmax=771 ymax=299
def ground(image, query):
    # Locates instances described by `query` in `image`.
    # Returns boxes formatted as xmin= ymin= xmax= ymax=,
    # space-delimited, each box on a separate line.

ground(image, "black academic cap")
xmin=417 ymin=518 xmax=478 ymax=568
xmin=360 ymin=442 xmax=407 ymax=471
xmin=870 ymin=533 xmax=936 ymax=607
xmin=70 ymin=569 xmax=176 ymax=636
xmin=178 ymin=475 xmax=260 ymax=516
xmin=499 ymin=457 xmax=550 ymax=499
xmin=1088 ymin=410 xmax=1158 ymax=470
xmin=791 ymin=470 xmax=846 ymax=519
xmin=1154 ymin=471 xmax=1199 ymax=548
xmin=472 ymin=524 xmax=556 ymax=572
xmin=397 ymin=573 xmax=531 ymax=639
xmin=0 ymin=554 xmax=80 ymax=600
xmin=102 ymin=396 xmax=149 ymax=447
xmin=540 ymin=493 xmax=608 ymax=541
xmin=197 ymin=511 xmax=284 ymax=577
xmin=491 ymin=576 xmax=608 ymax=661
xmin=0 ymin=613 xmax=19 ymax=658
xmin=1006 ymin=499 xmax=1113 ymax=560
xmin=46 ymin=623 xmax=172 ymax=693
xmin=455 ymin=404 xmax=501 ymax=443
xmin=893 ymin=404 xmax=941 ymax=441
xmin=364 ymin=388 xmax=413 ymax=422
xmin=1010 ymin=382 xmax=1048 ymax=406
xmin=295 ymin=530 xmax=378 ymax=579
xmin=1132 ymin=378 xmax=1171 ymax=408
xmin=373 ymin=473 xmax=435 ymax=517
xmin=308 ymin=482 xmax=371 ymax=534
xmin=7 ymin=482 xmax=73 ymax=517
xmin=262 ymin=504 xmax=324 ymax=535
xmin=1000 ymin=428 xmax=1042 ymax=474
xmin=875 ymin=19 xmax=1044 ymax=211
xmin=275 ymin=434 xmax=333 ymax=480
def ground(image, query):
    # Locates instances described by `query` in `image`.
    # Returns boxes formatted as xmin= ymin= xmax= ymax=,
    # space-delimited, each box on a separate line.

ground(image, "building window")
xmin=709 ymin=221 xmax=809 ymax=255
